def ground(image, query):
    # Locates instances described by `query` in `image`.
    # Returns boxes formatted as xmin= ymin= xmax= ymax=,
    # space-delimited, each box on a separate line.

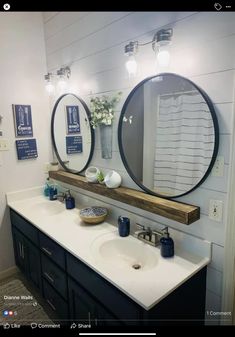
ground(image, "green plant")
xmin=97 ymin=171 xmax=104 ymax=183
xmin=90 ymin=92 xmax=122 ymax=129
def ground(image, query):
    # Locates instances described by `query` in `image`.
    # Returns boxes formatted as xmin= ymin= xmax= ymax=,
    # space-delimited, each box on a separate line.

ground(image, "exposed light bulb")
xmin=45 ymin=81 xmax=55 ymax=95
xmin=57 ymin=76 xmax=68 ymax=94
xmin=156 ymin=48 xmax=170 ymax=68
xmin=125 ymin=56 xmax=138 ymax=77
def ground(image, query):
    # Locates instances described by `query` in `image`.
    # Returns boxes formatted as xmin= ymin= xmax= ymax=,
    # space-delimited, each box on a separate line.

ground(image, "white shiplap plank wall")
xmin=43 ymin=12 xmax=235 ymax=324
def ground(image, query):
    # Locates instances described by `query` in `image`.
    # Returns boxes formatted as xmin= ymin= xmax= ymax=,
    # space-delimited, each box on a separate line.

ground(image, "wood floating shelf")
xmin=49 ymin=170 xmax=200 ymax=225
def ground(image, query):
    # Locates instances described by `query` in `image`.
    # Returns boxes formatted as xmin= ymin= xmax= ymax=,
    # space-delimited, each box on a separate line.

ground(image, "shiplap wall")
xmin=43 ymin=12 xmax=235 ymax=324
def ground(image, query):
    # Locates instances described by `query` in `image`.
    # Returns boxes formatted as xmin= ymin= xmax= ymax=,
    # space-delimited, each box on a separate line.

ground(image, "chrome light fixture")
xmin=124 ymin=41 xmax=138 ymax=77
xmin=124 ymin=28 xmax=173 ymax=75
xmin=44 ymin=66 xmax=71 ymax=96
xmin=56 ymin=66 xmax=71 ymax=93
xmin=44 ymin=72 xmax=55 ymax=95
xmin=152 ymin=28 xmax=173 ymax=67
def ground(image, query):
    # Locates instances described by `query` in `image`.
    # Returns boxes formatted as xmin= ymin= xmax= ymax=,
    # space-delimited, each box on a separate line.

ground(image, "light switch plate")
xmin=209 ymin=200 xmax=223 ymax=222
xmin=0 ymin=138 xmax=9 ymax=151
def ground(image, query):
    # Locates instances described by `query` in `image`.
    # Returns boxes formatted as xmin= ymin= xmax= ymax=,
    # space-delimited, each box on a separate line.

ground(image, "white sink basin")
xmin=90 ymin=232 xmax=158 ymax=271
xmin=32 ymin=201 xmax=65 ymax=216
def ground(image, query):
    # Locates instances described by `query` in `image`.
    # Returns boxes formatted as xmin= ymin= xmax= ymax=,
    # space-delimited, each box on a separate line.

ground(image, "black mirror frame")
xmin=51 ymin=93 xmax=95 ymax=174
xmin=118 ymin=73 xmax=219 ymax=199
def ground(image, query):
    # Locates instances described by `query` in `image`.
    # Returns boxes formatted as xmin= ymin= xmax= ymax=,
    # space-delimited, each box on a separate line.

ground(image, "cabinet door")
xmin=68 ymin=277 xmax=122 ymax=327
xmin=12 ymin=226 xmax=41 ymax=291
xmin=12 ymin=227 xmax=27 ymax=273
xmin=26 ymin=238 xmax=42 ymax=291
xmin=95 ymin=302 xmax=122 ymax=327
xmin=68 ymin=277 xmax=95 ymax=324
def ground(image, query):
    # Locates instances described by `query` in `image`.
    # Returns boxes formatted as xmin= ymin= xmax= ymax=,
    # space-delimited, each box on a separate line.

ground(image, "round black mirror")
xmin=118 ymin=73 xmax=219 ymax=198
xmin=51 ymin=93 xmax=95 ymax=173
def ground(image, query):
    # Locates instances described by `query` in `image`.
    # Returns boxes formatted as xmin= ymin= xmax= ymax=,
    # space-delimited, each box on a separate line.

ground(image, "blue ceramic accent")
xmin=118 ymin=216 xmax=130 ymax=237
xmin=65 ymin=196 xmax=75 ymax=209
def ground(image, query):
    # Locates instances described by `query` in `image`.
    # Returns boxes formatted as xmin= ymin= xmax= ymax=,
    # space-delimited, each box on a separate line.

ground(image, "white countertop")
xmin=6 ymin=187 xmax=211 ymax=310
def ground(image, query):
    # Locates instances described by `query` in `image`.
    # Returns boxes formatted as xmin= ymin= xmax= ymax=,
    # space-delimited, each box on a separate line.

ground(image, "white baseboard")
xmin=0 ymin=266 xmax=18 ymax=281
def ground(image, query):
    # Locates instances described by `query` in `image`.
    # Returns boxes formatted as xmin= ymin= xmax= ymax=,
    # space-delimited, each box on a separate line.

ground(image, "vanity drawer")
xmin=66 ymin=253 xmax=140 ymax=322
xmin=10 ymin=209 xmax=38 ymax=245
xmin=41 ymin=254 xmax=67 ymax=299
xmin=39 ymin=232 xmax=65 ymax=269
xmin=42 ymin=279 xmax=68 ymax=319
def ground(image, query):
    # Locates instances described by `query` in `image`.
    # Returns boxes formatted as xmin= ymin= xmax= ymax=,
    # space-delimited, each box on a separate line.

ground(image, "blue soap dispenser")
xmin=48 ymin=180 xmax=58 ymax=201
xmin=65 ymin=190 xmax=75 ymax=209
xmin=160 ymin=227 xmax=174 ymax=258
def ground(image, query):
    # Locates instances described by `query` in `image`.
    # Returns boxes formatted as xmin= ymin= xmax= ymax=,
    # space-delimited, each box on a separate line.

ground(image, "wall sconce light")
xmin=44 ymin=66 xmax=71 ymax=96
xmin=125 ymin=41 xmax=138 ymax=77
xmin=56 ymin=66 xmax=71 ymax=92
xmin=124 ymin=28 xmax=173 ymax=76
xmin=44 ymin=72 xmax=55 ymax=95
xmin=152 ymin=28 xmax=173 ymax=68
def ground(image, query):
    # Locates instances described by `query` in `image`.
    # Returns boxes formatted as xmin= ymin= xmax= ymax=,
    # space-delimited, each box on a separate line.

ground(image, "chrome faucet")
xmin=56 ymin=192 xmax=66 ymax=202
xmin=135 ymin=224 xmax=166 ymax=247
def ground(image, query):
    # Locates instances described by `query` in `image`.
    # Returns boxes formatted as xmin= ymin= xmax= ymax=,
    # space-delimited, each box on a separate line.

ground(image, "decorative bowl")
xmin=79 ymin=206 xmax=108 ymax=224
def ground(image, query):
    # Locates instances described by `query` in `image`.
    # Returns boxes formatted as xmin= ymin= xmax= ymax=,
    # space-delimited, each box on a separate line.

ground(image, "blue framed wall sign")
xmin=66 ymin=136 xmax=83 ymax=154
xmin=13 ymin=104 xmax=33 ymax=137
xmin=66 ymin=105 xmax=80 ymax=134
xmin=16 ymin=139 xmax=38 ymax=160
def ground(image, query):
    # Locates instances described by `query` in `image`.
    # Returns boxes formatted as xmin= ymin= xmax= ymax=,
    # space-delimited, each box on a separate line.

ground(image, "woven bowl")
xmin=79 ymin=206 xmax=108 ymax=224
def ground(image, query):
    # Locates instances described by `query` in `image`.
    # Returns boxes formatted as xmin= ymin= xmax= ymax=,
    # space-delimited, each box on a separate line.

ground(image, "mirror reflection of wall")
xmin=51 ymin=94 xmax=94 ymax=173
xmin=119 ymin=73 xmax=219 ymax=198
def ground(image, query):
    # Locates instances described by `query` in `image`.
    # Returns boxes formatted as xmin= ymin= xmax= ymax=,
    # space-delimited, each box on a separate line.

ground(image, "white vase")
xmin=99 ymin=124 xmax=112 ymax=159
xmin=85 ymin=166 xmax=100 ymax=183
xmin=104 ymin=170 xmax=122 ymax=188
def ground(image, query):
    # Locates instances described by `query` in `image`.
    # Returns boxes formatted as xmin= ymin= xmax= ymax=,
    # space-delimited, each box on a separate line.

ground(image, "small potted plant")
xmin=97 ymin=170 xmax=105 ymax=184
xmin=90 ymin=92 xmax=122 ymax=159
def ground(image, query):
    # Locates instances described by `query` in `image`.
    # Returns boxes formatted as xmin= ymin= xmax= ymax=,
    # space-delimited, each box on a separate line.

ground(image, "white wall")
xmin=43 ymin=12 xmax=235 ymax=324
xmin=0 ymin=13 xmax=52 ymax=272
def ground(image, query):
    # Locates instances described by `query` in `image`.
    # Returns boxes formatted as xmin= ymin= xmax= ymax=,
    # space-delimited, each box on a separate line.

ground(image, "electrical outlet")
xmin=212 ymin=156 xmax=224 ymax=176
xmin=0 ymin=138 xmax=9 ymax=151
xmin=209 ymin=200 xmax=223 ymax=222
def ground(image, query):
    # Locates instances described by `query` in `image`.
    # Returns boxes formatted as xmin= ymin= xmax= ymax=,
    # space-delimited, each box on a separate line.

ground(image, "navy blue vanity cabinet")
xmin=12 ymin=226 xmax=41 ymax=292
xmin=39 ymin=232 xmax=66 ymax=269
xmin=39 ymin=229 xmax=68 ymax=319
xmin=66 ymin=251 xmax=206 ymax=326
xmin=10 ymin=209 xmax=39 ymax=245
xmin=10 ymin=208 xmax=207 ymax=327
xmin=142 ymin=267 xmax=207 ymax=326
xmin=68 ymin=277 xmax=122 ymax=326
xmin=67 ymin=252 xmax=141 ymax=325
xmin=42 ymin=279 xmax=68 ymax=320
xmin=12 ymin=227 xmax=27 ymax=273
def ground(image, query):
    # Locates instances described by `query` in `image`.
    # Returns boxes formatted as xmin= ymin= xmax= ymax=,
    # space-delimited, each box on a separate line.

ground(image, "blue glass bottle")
xmin=44 ymin=178 xmax=50 ymax=197
xmin=49 ymin=185 xmax=57 ymax=201
xmin=65 ymin=190 xmax=75 ymax=209
xmin=118 ymin=216 xmax=130 ymax=237
xmin=160 ymin=227 xmax=174 ymax=258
